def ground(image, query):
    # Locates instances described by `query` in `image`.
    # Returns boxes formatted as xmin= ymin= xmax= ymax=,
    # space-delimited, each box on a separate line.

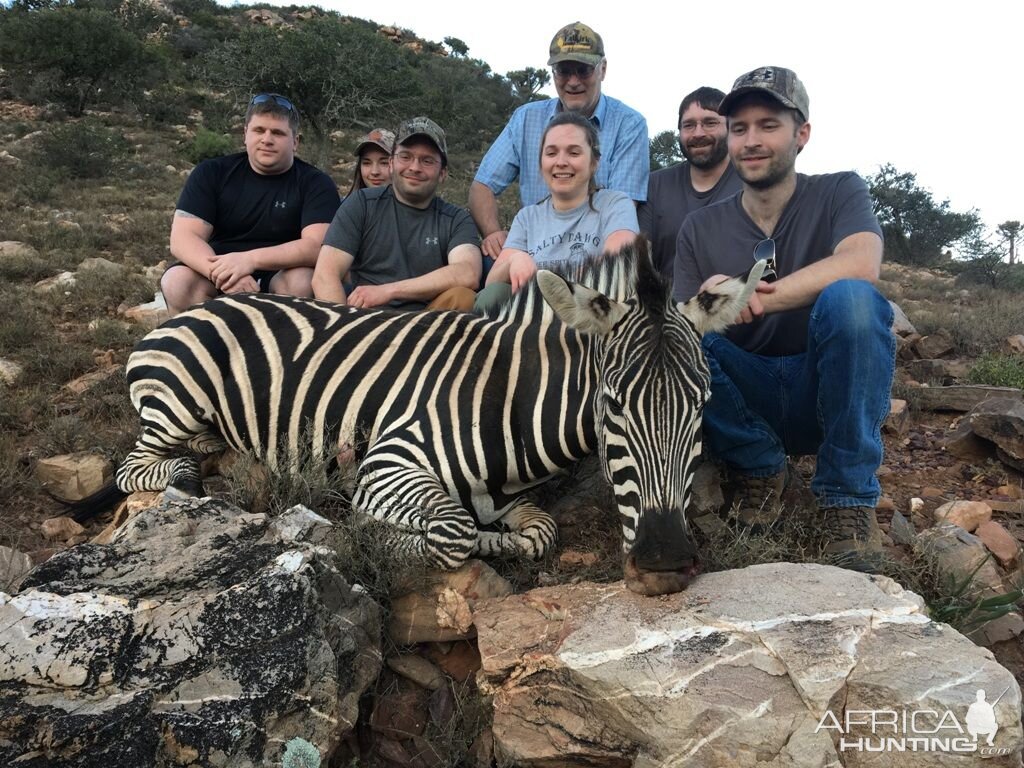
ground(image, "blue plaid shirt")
xmin=474 ymin=94 xmax=649 ymax=206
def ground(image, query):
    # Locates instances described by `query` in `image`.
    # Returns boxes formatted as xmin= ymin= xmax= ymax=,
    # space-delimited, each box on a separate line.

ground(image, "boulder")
xmin=889 ymin=300 xmax=917 ymax=337
xmin=33 ymin=271 xmax=76 ymax=294
xmin=40 ymin=515 xmax=85 ymax=542
xmin=0 ymin=241 xmax=40 ymax=260
xmin=933 ymin=499 xmax=993 ymax=532
xmin=77 ymin=256 xmax=125 ymax=277
xmin=975 ymin=521 xmax=1021 ymax=570
xmin=122 ymin=292 xmax=169 ymax=329
xmin=913 ymin=330 xmax=955 ymax=359
xmin=883 ymin=398 xmax=910 ymax=436
xmin=969 ymin=398 xmax=1024 ymax=464
xmin=944 ymin=418 xmax=998 ymax=463
xmin=0 ymin=498 xmax=381 ymax=767
xmin=906 ymin=385 xmax=1023 ymax=413
xmin=1005 ymin=335 xmax=1024 ymax=355
xmin=388 ymin=560 xmax=513 ymax=644
xmin=33 ymin=451 xmax=113 ymax=501
xmin=63 ymin=364 xmax=124 ymax=396
xmin=0 ymin=545 xmax=33 ymax=591
xmin=474 ymin=565 xmax=1023 ymax=767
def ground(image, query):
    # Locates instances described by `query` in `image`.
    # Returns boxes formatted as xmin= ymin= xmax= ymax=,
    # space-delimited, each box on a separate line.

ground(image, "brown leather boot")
xmin=821 ymin=506 xmax=884 ymax=574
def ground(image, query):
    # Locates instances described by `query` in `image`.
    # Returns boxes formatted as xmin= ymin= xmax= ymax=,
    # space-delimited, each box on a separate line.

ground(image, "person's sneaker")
xmin=821 ymin=506 xmax=884 ymax=573
xmin=726 ymin=469 xmax=787 ymax=532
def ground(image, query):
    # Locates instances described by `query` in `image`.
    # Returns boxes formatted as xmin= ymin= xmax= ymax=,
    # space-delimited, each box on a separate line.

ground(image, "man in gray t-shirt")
xmin=638 ymin=86 xmax=741 ymax=279
xmin=313 ymin=117 xmax=481 ymax=312
xmin=673 ymin=66 xmax=894 ymax=575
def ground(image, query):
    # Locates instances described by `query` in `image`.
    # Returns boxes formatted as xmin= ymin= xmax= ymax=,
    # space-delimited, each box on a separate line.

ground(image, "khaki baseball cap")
xmin=547 ymin=22 xmax=605 ymax=67
xmin=718 ymin=66 xmax=810 ymax=121
xmin=395 ymin=116 xmax=448 ymax=163
xmin=355 ymin=128 xmax=395 ymax=157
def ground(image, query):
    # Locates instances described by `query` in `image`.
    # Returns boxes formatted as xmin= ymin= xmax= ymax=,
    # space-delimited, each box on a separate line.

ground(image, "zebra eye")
xmin=604 ymin=397 xmax=624 ymax=416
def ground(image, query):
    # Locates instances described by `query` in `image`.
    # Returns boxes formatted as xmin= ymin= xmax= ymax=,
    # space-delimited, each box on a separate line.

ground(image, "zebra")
xmin=92 ymin=240 xmax=763 ymax=595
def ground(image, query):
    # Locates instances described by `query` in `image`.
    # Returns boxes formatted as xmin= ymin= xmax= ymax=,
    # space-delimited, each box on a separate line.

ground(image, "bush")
xmin=967 ymin=354 xmax=1024 ymax=390
xmin=31 ymin=121 xmax=132 ymax=180
xmin=187 ymin=127 xmax=234 ymax=163
xmin=0 ymin=6 xmax=163 ymax=115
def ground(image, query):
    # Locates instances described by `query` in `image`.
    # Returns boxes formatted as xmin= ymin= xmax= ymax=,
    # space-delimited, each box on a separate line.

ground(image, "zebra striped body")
xmin=119 ymin=241 xmax=762 ymax=592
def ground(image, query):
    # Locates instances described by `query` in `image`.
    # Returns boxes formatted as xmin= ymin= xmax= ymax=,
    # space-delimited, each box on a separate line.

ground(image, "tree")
xmin=866 ymin=164 xmax=981 ymax=266
xmin=997 ymin=220 xmax=1021 ymax=265
xmin=443 ymin=36 xmax=468 ymax=57
xmin=649 ymin=130 xmax=683 ymax=170
xmin=506 ymin=67 xmax=550 ymax=103
xmin=0 ymin=6 xmax=161 ymax=115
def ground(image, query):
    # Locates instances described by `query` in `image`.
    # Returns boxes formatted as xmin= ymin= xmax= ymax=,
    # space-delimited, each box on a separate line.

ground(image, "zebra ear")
xmin=677 ymin=259 xmax=767 ymax=335
xmin=537 ymin=270 xmax=629 ymax=336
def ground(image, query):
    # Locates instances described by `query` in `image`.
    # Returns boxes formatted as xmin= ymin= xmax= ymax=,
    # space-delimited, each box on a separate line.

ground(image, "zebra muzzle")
xmin=623 ymin=553 xmax=701 ymax=596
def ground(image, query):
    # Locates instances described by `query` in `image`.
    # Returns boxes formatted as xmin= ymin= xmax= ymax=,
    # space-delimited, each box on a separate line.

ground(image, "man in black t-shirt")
xmin=638 ymin=86 xmax=741 ymax=278
xmin=312 ymin=117 xmax=482 ymax=312
xmin=673 ymin=67 xmax=895 ymax=574
xmin=161 ymin=93 xmax=340 ymax=316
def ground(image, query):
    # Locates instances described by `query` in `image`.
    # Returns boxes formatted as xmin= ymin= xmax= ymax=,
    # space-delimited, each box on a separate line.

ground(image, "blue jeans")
xmin=701 ymin=279 xmax=896 ymax=509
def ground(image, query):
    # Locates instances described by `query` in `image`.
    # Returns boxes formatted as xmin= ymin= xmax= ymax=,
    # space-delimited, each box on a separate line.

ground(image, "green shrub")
xmin=967 ymin=354 xmax=1024 ymax=390
xmin=187 ymin=127 xmax=235 ymax=163
xmin=31 ymin=121 xmax=132 ymax=180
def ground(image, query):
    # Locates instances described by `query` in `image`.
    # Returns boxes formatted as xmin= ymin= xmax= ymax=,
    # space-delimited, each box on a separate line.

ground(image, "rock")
xmin=883 ymin=398 xmax=910 ymax=436
xmin=122 ymin=292 xmax=169 ymax=328
xmin=77 ymin=256 xmax=124 ymax=277
xmin=62 ymin=364 xmax=123 ymax=396
xmin=0 ymin=358 xmax=23 ymax=386
xmin=474 ymin=565 xmax=1023 ymax=767
xmin=1005 ymin=334 xmax=1024 ymax=355
xmin=907 ymin=384 xmax=1024 ymax=412
xmin=913 ymin=329 xmax=955 ymax=359
xmin=921 ymin=486 xmax=945 ymax=499
xmin=143 ymin=259 xmax=167 ymax=284
xmin=422 ymin=640 xmax=481 ymax=684
xmin=690 ymin=459 xmax=724 ymax=515
xmin=558 ymin=549 xmax=598 ymax=567
xmin=33 ymin=271 xmax=76 ymax=294
xmin=90 ymin=490 xmax=164 ymax=545
xmin=370 ymin=684 xmax=429 ymax=738
xmin=40 ymin=515 xmax=86 ymax=542
xmin=916 ymin=524 xmax=1024 ymax=645
xmin=909 ymin=497 xmax=925 ymax=513
xmin=988 ymin=500 xmax=1024 ymax=515
xmin=889 ymin=509 xmax=918 ymax=547
xmin=975 ymin=521 xmax=1021 ymax=569
xmin=0 ymin=241 xmax=40 ymax=260
xmin=0 ymin=498 xmax=381 ymax=767
xmin=387 ymin=654 xmax=445 ymax=691
xmin=933 ymin=500 xmax=993 ymax=532
xmin=969 ymin=398 xmax=1024 ymax=464
xmin=0 ymin=150 xmax=21 ymax=166
xmin=996 ymin=484 xmax=1023 ymax=500
xmin=906 ymin=358 xmax=956 ymax=384
xmin=944 ymin=418 xmax=998 ymax=463
xmin=33 ymin=451 xmax=113 ymax=501
xmin=388 ymin=560 xmax=513 ymax=644
xmin=0 ymin=546 xmax=33 ymax=591
xmin=895 ymin=334 xmax=918 ymax=362
xmin=889 ymin=300 xmax=917 ymax=336
xmin=997 ymin=447 xmax=1024 ymax=473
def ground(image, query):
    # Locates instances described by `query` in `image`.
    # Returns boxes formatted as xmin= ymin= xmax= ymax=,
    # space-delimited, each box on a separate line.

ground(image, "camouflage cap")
xmin=547 ymin=22 xmax=605 ymax=67
xmin=718 ymin=66 xmax=810 ymax=121
xmin=394 ymin=116 xmax=448 ymax=163
xmin=355 ymin=128 xmax=395 ymax=157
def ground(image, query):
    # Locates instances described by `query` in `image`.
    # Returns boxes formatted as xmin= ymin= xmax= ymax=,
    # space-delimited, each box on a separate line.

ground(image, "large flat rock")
xmin=475 ymin=563 xmax=1023 ymax=767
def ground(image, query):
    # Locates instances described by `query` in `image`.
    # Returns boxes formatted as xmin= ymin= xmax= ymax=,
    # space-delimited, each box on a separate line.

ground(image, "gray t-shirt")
xmin=505 ymin=188 xmax=639 ymax=266
xmin=322 ymin=185 xmax=480 ymax=310
xmin=673 ymin=172 xmax=882 ymax=357
xmin=637 ymin=161 xmax=741 ymax=279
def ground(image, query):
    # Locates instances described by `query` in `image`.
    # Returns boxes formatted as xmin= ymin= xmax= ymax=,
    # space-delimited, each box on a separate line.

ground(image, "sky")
xmin=248 ymin=0 xmax=1021 ymax=233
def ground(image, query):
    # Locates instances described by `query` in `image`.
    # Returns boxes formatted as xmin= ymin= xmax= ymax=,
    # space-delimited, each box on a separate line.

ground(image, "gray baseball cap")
xmin=718 ymin=66 xmax=809 ymax=121
xmin=395 ymin=116 xmax=448 ymax=163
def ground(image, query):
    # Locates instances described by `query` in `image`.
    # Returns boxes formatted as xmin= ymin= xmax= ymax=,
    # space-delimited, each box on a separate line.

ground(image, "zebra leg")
xmin=476 ymin=499 xmax=558 ymax=560
xmin=352 ymin=463 xmax=478 ymax=571
xmin=116 ymin=426 xmax=228 ymax=499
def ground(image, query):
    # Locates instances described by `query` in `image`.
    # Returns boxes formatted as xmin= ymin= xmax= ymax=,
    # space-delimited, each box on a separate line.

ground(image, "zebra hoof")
xmin=165 ymin=482 xmax=203 ymax=501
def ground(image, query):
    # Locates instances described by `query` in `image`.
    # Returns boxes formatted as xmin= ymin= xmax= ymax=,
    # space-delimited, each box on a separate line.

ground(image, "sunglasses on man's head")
xmin=552 ymin=62 xmax=596 ymax=80
xmin=249 ymin=93 xmax=295 ymax=113
xmin=754 ymin=238 xmax=777 ymax=282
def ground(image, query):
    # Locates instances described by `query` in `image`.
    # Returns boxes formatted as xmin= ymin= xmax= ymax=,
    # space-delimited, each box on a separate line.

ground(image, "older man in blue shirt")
xmin=468 ymin=21 xmax=649 ymax=260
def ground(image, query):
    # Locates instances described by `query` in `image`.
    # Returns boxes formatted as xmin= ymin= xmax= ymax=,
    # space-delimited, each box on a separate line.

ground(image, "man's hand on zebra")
xmin=347 ymin=283 xmax=393 ymax=309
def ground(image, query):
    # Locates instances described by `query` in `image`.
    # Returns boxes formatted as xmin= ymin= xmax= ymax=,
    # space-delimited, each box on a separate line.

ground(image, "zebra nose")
xmin=631 ymin=508 xmax=698 ymax=572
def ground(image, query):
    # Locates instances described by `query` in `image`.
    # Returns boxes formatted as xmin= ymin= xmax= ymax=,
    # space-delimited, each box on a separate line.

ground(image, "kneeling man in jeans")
xmin=673 ymin=66 xmax=895 ymax=572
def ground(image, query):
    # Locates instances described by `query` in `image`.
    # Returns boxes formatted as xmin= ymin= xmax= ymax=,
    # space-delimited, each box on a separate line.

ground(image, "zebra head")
xmin=538 ymin=244 xmax=765 ymax=596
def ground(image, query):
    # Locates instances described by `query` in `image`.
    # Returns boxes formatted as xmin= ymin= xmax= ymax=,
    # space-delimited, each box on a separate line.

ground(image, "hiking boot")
xmin=821 ymin=506 xmax=884 ymax=574
xmin=726 ymin=469 xmax=787 ymax=532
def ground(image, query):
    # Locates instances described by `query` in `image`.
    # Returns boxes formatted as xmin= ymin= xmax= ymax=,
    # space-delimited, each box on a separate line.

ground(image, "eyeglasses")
xmin=680 ymin=117 xmax=724 ymax=133
xmin=754 ymin=238 xmax=777 ymax=282
xmin=394 ymin=150 xmax=439 ymax=168
xmin=249 ymin=93 xmax=296 ymax=113
xmin=552 ymin=62 xmax=596 ymax=80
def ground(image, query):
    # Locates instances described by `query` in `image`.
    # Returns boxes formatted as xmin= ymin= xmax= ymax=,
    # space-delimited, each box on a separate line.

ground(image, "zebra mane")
xmin=485 ymin=238 xmax=655 ymax=325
